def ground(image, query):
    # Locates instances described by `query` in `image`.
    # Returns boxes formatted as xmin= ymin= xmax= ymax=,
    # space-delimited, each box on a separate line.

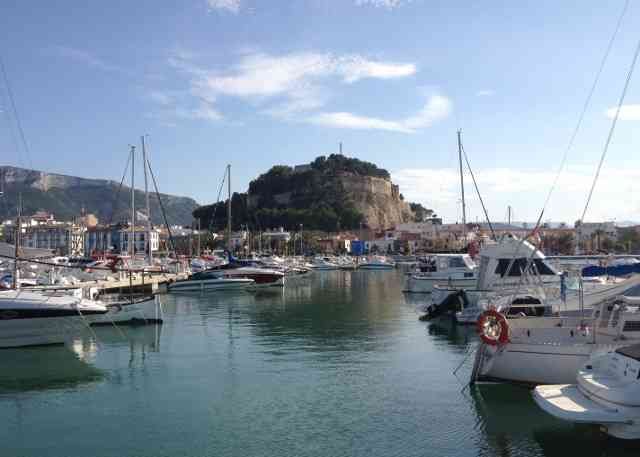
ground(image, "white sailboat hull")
xmin=87 ymin=296 xmax=161 ymax=325
xmin=358 ymin=264 xmax=395 ymax=270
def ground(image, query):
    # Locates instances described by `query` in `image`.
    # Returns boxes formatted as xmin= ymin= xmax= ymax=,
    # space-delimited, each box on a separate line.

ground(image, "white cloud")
xmin=207 ymin=0 xmax=241 ymax=13
xmin=337 ymin=56 xmax=416 ymax=83
xmin=392 ymin=165 xmax=640 ymax=223
xmin=355 ymin=0 xmax=411 ymax=9
xmin=309 ymin=95 xmax=451 ymax=133
xmin=50 ymin=45 xmax=129 ymax=75
xmin=160 ymin=50 xmax=417 ymax=123
xmin=476 ymin=89 xmax=494 ymax=97
xmin=606 ymin=104 xmax=640 ymax=120
xmin=309 ymin=112 xmax=413 ymax=133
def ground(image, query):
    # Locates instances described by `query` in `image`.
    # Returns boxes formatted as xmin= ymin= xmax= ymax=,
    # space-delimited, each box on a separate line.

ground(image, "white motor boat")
xmin=0 ymin=289 xmax=107 ymax=348
xmin=168 ymin=270 xmax=255 ymax=292
xmin=534 ymin=344 xmax=640 ymax=440
xmin=472 ymin=291 xmax=640 ymax=385
xmin=405 ymin=253 xmax=477 ymax=292
xmin=223 ymin=267 xmax=285 ymax=288
xmin=358 ymin=256 xmax=395 ymax=270
xmin=310 ymin=257 xmax=340 ymax=271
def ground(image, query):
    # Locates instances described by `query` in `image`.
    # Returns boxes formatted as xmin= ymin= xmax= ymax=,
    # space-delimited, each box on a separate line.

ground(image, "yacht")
xmin=358 ymin=256 xmax=395 ymax=270
xmin=405 ymin=253 xmax=477 ymax=292
xmin=471 ymin=292 xmax=640 ymax=385
xmin=0 ymin=289 xmax=107 ymax=348
xmin=310 ymin=256 xmax=340 ymax=271
xmin=168 ymin=270 xmax=255 ymax=292
xmin=223 ymin=266 xmax=285 ymax=287
xmin=534 ymin=344 xmax=640 ymax=440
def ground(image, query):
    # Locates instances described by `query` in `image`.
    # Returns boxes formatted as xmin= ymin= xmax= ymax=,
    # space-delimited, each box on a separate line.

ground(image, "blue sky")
xmin=2 ymin=0 xmax=640 ymax=224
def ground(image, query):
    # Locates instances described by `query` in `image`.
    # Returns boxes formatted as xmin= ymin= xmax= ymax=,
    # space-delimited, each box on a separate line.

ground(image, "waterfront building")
xmin=2 ymin=212 xmax=86 ymax=255
xmin=84 ymin=224 xmax=159 ymax=256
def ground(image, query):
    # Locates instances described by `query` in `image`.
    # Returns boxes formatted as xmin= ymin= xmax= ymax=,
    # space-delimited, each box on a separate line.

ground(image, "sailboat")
xmin=0 ymin=206 xmax=108 ymax=348
xmin=86 ymin=140 xmax=162 ymax=324
xmin=405 ymin=131 xmax=477 ymax=292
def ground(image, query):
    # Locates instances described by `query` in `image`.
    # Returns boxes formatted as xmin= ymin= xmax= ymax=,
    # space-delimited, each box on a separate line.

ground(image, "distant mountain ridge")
xmin=0 ymin=165 xmax=199 ymax=226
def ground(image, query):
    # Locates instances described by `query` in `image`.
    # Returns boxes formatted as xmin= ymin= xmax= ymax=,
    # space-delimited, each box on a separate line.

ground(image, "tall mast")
xmin=227 ymin=164 xmax=232 ymax=253
xmin=130 ymin=145 xmax=136 ymax=259
xmin=457 ymin=130 xmax=467 ymax=242
xmin=13 ymin=194 xmax=21 ymax=290
xmin=141 ymin=136 xmax=152 ymax=263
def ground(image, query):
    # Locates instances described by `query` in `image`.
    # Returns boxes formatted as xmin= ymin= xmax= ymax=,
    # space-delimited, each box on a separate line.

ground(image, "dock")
xmin=26 ymin=272 xmax=188 ymax=295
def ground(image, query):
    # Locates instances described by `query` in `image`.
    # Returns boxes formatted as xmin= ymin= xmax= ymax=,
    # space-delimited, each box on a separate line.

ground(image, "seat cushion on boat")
xmin=533 ymin=384 xmax=625 ymax=424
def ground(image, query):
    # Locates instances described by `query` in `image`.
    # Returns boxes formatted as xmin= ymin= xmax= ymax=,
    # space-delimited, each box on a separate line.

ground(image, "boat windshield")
xmin=191 ymin=270 xmax=222 ymax=280
xmin=615 ymin=344 xmax=640 ymax=362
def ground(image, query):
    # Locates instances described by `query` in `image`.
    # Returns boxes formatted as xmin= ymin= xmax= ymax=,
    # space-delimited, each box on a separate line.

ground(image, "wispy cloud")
xmin=158 ymin=49 xmax=418 ymax=124
xmin=606 ymin=104 xmax=640 ymax=120
xmin=308 ymin=95 xmax=451 ymax=133
xmin=207 ymin=0 xmax=241 ymax=13
xmin=476 ymin=89 xmax=494 ymax=97
xmin=355 ymin=0 xmax=411 ymax=9
xmin=49 ymin=45 xmax=129 ymax=75
xmin=392 ymin=165 xmax=640 ymax=222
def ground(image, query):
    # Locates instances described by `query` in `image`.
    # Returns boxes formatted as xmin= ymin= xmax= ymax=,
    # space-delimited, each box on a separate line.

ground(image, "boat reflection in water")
xmin=0 ymin=345 xmax=104 ymax=394
xmin=469 ymin=384 xmax=640 ymax=456
xmin=71 ymin=324 xmax=162 ymax=365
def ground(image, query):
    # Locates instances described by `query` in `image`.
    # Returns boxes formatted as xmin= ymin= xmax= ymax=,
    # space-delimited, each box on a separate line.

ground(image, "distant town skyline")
xmin=2 ymin=0 xmax=640 ymax=223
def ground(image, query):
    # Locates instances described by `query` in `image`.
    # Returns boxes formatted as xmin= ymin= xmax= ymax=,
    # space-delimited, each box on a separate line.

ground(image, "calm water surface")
xmin=1 ymin=270 xmax=639 ymax=456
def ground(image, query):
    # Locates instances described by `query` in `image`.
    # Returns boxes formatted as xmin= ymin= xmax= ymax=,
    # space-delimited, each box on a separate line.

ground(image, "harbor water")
xmin=1 ymin=270 xmax=639 ymax=456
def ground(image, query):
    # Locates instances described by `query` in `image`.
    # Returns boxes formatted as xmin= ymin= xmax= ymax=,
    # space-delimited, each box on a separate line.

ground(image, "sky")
xmin=2 ymin=0 xmax=640 ymax=225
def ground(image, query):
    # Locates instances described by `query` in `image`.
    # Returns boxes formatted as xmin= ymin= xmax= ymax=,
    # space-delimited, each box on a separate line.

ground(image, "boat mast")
xmin=130 ymin=145 xmax=136 ymax=259
xmin=457 ymin=130 xmax=467 ymax=243
xmin=141 ymin=136 xmax=152 ymax=264
xmin=227 ymin=164 xmax=232 ymax=254
xmin=12 ymin=194 xmax=21 ymax=290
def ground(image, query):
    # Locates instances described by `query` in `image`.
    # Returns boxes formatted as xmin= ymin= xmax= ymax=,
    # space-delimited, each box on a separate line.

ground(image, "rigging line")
xmin=207 ymin=167 xmax=229 ymax=232
xmin=107 ymin=152 xmax=132 ymax=226
xmin=460 ymin=142 xmax=496 ymax=240
xmin=0 ymin=55 xmax=33 ymax=170
xmin=146 ymin=157 xmax=176 ymax=255
xmin=533 ymin=0 xmax=630 ymax=230
xmin=581 ymin=27 xmax=640 ymax=222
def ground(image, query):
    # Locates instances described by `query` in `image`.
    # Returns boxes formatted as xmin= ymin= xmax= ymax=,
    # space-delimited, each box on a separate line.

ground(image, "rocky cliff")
xmin=0 ymin=165 xmax=199 ymax=226
xmin=194 ymin=154 xmax=416 ymax=231
xmin=337 ymin=172 xmax=413 ymax=229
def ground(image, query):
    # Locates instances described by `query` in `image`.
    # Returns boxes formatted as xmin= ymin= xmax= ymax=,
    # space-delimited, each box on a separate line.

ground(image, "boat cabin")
xmin=417 ymin=254 xmax=476 ymax=275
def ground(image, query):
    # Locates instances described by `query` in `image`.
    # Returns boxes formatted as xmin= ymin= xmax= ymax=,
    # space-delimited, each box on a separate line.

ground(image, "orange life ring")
xmin=477 ymin=309 xmax=510 ymax=346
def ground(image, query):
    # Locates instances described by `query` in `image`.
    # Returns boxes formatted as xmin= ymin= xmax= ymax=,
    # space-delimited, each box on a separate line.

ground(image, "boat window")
xmin=448 ymin=257 xmax=468 ymax=269
xmin=494 ymin=258 xmax=556 ymax=277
